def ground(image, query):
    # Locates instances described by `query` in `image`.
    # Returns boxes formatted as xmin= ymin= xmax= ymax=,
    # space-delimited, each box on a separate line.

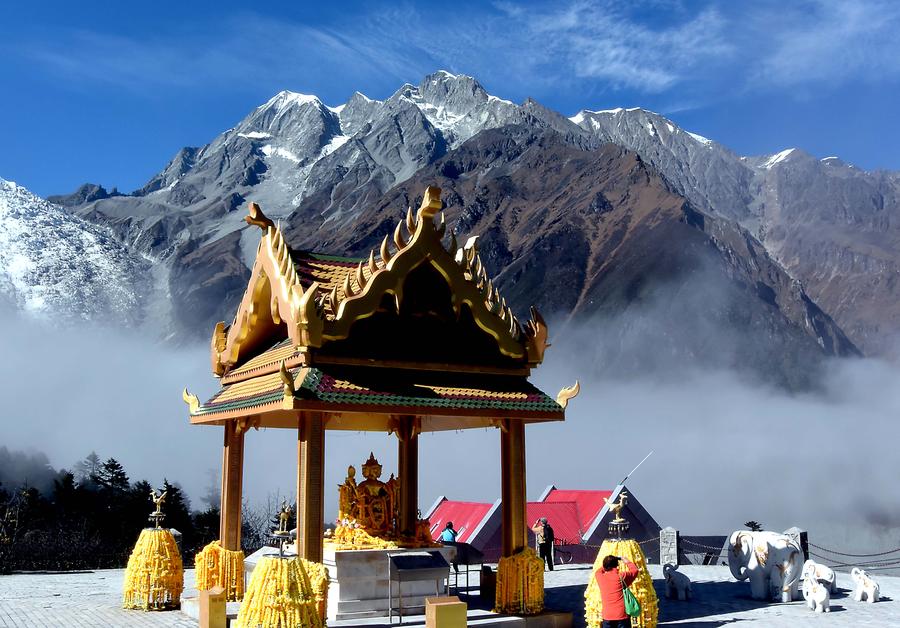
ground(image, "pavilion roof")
xmin=208 ymin=187 xmax=551 ymax=379
xmin=187 ymin=363 xmax=565 ymax=430
xmin=186 ymin=186 xmax=580 ymax=428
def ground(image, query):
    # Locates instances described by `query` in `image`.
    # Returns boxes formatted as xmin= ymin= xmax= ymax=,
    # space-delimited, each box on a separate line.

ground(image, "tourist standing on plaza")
xmin=532 ymin=517 xmax=555 ymax=571
xmin=595 ymin=555 xmax=639 ymax=627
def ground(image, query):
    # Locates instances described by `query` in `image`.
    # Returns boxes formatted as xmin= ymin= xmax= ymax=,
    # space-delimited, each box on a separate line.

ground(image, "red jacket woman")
xmin=594 ymin=555 xmax=639 ymax=627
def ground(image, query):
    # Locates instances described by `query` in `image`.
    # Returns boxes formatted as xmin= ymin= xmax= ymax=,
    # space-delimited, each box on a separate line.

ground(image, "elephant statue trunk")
xmin=728 ymin=531 xmax=752 ymax=581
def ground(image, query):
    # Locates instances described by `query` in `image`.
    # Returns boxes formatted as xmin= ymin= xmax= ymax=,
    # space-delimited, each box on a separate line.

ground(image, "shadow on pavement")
xmin=655 ymin=580 xmax=774 ymax=623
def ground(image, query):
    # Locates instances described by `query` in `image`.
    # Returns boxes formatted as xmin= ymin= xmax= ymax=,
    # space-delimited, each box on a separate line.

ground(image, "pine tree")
xmin=744 ymin=520 xmax=763 ymax=532
xmin=97 ymin=458 xmax=129 ymax=494
xmin=74 ymin=452 xmax=102 ymax=486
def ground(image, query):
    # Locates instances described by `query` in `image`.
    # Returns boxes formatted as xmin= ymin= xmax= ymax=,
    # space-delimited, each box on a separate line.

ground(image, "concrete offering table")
xmin=325 ymin=545 xmax=456 ymax=621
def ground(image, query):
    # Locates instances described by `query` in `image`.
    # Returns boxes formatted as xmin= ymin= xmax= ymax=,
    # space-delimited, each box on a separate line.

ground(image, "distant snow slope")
xmin=0 ymin=177 xmax=148 ymax=324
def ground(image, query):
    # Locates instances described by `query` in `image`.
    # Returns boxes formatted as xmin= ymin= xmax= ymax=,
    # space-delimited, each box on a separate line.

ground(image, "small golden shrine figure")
xmin=277 ymin=499 xmax=292 ymax=534
xmin=337 ymin=465 xmax=358 ymax=522
xmin=149 ymin=488 xmax=167 ymax=528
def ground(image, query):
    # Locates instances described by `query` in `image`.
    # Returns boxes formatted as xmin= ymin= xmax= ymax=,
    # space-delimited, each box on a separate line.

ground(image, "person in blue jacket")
xmin=440 ymin=521 xmax=460 ymax=572
xmin=440 ymin=521 xmax=458 ymax=542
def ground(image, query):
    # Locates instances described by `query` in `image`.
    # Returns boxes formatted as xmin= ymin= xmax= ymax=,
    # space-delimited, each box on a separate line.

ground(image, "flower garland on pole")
xmin=584 ymin=538 xmax=658 ymax=628
xmin=234 ymin=556 xmax=327 ymax=628
xmin=494 ymin=547 xmax=544 ymax=615
xmin=195 ymin=540 xmax=245 ymax=602
xmin=122 ymin=528 xmax=184 ymax=611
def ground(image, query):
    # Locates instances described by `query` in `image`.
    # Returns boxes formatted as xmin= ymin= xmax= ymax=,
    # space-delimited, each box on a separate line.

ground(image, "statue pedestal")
xmin=324 ymin=545 xmax=456 ymax=621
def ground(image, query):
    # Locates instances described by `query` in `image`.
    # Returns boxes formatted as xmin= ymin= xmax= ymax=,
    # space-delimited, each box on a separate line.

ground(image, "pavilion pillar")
xmin=296 ymin=411 xmax=325 ymax=563
xmin=396 ymin=416 xmax=419 ymax=535
xmin=220 ymin=419 xmax=245 ymax=551
xmin=500 ymin=419 xmax=527 ymax=556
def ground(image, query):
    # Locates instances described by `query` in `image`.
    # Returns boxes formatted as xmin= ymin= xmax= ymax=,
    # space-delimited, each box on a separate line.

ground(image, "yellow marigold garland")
xmin=235 ymin=556 xmax=327 ymax=628
xmin=330 ymin=523 xmax=398 ymax=550
xmin=299 ymin=558 xmax=330 ymax=621
xmin=122 ymin=528 xmax=184 ymax=611
xmin=195 ymin=540 xmax=245 ymax=602
xmin=584 ymin=539 xmax=658 ymax=628
xmin=494 ymin=548 xmax=544 ymax=615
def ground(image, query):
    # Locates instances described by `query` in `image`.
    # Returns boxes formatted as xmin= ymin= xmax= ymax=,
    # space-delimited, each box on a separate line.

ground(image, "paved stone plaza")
xmin=1 ymin=564 xmax=898 ymax=627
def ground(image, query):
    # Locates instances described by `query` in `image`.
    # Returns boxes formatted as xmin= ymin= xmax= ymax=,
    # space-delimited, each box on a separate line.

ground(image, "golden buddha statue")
xmin=330 ymin=453 xmax=436 ymax=550
xmin=356 ymin=453 xmax=393 ymax=535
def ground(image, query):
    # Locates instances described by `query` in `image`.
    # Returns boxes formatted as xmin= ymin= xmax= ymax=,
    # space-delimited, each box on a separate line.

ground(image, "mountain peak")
xmin=259 ymin=90 xmax=324 ymax=113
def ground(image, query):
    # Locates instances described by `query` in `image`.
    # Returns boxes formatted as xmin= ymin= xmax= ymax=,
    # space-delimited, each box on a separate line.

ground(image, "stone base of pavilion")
xmin=184 ymin=544 xmax=572 ymax=628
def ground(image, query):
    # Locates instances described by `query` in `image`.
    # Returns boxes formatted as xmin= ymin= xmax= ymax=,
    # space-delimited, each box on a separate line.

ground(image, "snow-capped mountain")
xmin=44 ymin=70 xmax=900 ymax=362
xmin=0 ymin=178 xmax=148 ymax=325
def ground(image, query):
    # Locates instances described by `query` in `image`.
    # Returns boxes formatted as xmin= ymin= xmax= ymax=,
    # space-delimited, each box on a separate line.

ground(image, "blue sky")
xmin=3 ymin=0 xmax=900 ymax=197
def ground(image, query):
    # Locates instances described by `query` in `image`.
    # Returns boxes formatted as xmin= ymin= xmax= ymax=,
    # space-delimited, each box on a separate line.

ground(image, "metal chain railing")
xmin=809 ymin=541 xmax=900 ymax=558
xmin=809 ymin=550 xmax=900 ymax=570
xmin=681 ymin=540 xmax=727 ymax=552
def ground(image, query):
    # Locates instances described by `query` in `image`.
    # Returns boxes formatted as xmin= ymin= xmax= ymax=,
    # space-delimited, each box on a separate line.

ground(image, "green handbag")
xmin=621 ymin=575 xmax=641 ymax=617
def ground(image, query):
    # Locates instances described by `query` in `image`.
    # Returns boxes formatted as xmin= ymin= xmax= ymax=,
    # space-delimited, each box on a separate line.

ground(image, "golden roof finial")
xmin=279 ymin=361 xmax=295 ymax=398
xmin=182 ymin=388 xmax=200 ymax=413
xmin=556 ymin=380 xmax=580 ymax=409
xmin=244 ymin=202 xmax=275 ymax=231
xmin=417 ymin=186 xmax=442 ymax=220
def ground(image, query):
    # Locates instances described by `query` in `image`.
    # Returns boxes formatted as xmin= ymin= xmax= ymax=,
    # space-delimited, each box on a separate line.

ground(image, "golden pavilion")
xmin=184 ymin=186 xmax=578 ymax=616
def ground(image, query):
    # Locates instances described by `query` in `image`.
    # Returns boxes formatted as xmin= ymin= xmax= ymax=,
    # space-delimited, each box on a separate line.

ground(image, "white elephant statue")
xmin=802 ymin=559 xmax=836 ymax=593
xmin=851 ymin=567 xmax=880 ymax=603
xmin=802 ymin=569 xmax=831 ymax=613
xmin=663 ymin=563 xmax=692 ymax=600
xmin=728 ymin=530 xmax=803 ymax=602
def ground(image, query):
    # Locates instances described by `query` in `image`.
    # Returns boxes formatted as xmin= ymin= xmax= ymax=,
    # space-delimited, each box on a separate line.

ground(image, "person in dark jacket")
xmin=532 ymin=517 xmax=555 ymax=571
xmin=595 ymin=554 xmax=639 ymax=627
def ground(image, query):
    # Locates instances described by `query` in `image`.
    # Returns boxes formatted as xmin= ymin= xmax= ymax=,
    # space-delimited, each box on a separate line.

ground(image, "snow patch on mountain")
xmin=238 ymin=131 xmax=273 ymax=140
xmin=763 ymin=148 xmax=796 ymax=169
xmin=0 ymin=177 xmax=147 ymax=323
xmin=687 ymin=131 xmax=712 ymax=146
xmin=260 ymin=145 xmax=301 ymax=163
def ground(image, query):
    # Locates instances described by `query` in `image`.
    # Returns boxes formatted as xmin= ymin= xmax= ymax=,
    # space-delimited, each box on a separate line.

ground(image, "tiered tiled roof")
xmin=185 ymin=186 xmax=579 ymax=429
xmin=191 ymin=364 xmax=563 ymax=425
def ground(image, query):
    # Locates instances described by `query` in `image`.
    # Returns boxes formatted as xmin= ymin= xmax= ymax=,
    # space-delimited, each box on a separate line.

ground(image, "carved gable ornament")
xmin=211 ymin=187 xmax=549 ymax=376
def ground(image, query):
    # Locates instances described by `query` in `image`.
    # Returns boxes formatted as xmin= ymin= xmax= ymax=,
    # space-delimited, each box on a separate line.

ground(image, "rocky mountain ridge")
xmin=24 ymin=71 xmax=900 ymax=382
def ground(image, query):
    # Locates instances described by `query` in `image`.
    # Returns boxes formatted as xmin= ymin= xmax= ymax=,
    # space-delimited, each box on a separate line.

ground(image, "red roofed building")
xmin=426 ymin=498 xmax=497 ymax=544
xmin=424 ymin=484 xmax=661 ymax=564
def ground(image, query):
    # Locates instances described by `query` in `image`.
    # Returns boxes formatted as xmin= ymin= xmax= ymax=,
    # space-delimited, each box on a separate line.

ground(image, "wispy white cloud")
xmin=14 ymin=13 xmax=428 ymax=96
xmin=750 ymin=0 xmax=900 ymax=88
xmin=13 ymin=1 xmax=900 ymax=103
xmin=490 ymin=1 xmax=733 ymax=92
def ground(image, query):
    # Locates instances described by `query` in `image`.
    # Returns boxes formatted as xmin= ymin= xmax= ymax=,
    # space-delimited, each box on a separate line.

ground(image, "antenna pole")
xmin=620 ymin=450 xmax=653 ymax=485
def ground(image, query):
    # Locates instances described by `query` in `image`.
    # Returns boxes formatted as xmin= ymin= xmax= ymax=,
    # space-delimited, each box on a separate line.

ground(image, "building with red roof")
xmin=424 ymin=484 xmax=661 ymax=564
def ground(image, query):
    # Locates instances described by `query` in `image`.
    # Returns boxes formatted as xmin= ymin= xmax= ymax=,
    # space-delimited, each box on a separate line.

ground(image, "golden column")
xmin=297 ymin=411 xmax=325 ymax=562
xmin=220 ymin=419 xmax=245 ymax=550
xmin=501 ymin=419 xmax=527 ymax=555
xmin=495 ymin=419 xmax=544 ymax=615
xmin=395 ymin=416 xmax=419 ymax=536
